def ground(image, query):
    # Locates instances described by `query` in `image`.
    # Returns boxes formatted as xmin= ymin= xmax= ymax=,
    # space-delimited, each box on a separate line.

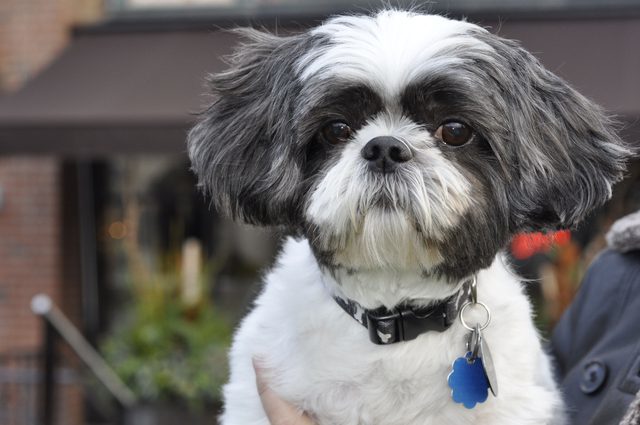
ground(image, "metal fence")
xmin=0 ymin=349 xmax=85 ymax=425
xmin=0 ymin=351 xmax=40 ymax=425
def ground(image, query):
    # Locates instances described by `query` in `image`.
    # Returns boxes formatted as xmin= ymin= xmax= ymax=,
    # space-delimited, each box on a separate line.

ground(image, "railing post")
xmin=31 ymin=293 xmax=137 ymax=419
xmin=41 ymin=321 xmax=56 ymax=425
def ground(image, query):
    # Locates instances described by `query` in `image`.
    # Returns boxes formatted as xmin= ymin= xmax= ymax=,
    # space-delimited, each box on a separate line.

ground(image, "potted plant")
xmin=101 ymin=238 xmax=231 ymax=424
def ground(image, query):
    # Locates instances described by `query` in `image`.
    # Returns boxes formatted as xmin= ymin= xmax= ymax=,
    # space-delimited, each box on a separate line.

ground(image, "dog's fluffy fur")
xmin=188 ymin=10 xmax=628 ymax=425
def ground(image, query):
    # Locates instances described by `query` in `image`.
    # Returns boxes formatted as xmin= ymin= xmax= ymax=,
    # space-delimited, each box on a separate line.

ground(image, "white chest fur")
xmin=220 ymin=238 xmax=564 ymax=425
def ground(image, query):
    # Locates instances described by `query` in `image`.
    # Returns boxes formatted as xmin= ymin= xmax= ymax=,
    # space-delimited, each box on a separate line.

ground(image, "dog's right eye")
xmin=321 ymin=121 xmax=352 ymax=145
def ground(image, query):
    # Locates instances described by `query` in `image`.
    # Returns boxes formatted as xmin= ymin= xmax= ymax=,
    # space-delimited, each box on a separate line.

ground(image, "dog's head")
xmin=189 ymin=10 xmax=628 ymax=280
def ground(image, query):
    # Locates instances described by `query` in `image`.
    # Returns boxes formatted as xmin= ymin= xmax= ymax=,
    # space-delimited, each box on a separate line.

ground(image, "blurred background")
xmin=0 ymin=0 xmax=638 ymax=424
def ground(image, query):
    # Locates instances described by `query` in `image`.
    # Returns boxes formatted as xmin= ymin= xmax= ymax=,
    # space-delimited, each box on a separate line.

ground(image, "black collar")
xmin=334 ymin=279 xmax=473 ymax=345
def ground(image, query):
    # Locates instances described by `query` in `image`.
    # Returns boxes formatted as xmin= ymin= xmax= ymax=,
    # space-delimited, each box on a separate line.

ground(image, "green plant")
xmin=101 ymin=257 xmax=232 ymax=408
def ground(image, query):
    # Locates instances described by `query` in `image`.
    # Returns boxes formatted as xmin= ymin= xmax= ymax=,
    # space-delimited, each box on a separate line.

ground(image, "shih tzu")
xmin=188 ymin=10 xmax=628 ymax=425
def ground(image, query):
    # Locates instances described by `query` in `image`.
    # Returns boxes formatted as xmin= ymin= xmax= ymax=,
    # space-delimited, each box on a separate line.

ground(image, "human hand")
xmin=253 ymin=359 xmax=316 ymax=425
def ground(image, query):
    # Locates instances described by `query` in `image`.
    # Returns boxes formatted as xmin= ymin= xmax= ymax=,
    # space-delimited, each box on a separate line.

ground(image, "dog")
xmin=188 ymin=10 xmax=628 ymax=425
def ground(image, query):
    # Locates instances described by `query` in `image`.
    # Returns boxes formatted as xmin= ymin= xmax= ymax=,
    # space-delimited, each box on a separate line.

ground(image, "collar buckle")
xmin=335 ymin=278 xmax=474 ymax=345
xmin=365 ymin=304 xmax=451 ymax=345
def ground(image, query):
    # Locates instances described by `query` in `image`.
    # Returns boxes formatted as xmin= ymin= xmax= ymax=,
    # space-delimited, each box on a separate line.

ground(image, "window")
xmin=109 ymin=0 xmax=640 ymax=14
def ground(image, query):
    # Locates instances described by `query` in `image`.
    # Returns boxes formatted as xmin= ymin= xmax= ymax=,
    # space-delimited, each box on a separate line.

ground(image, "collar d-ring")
xmin=459 ymin=275 xmax=491 ymax=331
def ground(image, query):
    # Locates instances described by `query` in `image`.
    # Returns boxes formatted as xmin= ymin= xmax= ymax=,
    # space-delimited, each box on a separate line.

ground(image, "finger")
xmin=253 ymin=358 xmax=315 ymax=425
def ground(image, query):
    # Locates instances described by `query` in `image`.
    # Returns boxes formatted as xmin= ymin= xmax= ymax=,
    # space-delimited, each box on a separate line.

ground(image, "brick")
xmin=0 ymin=1 xmax=104 ymax=423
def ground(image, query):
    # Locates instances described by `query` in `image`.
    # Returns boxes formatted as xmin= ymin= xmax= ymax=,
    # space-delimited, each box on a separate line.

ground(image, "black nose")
xmin=361 ymin=136 xmax=412 ymax=173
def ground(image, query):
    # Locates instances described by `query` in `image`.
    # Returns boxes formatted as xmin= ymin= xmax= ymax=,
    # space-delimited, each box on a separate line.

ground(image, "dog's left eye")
xmin=435 ymin=121 xmax=474 ymax=146
xmin=321 ymin=121 xmax=352 ymax=145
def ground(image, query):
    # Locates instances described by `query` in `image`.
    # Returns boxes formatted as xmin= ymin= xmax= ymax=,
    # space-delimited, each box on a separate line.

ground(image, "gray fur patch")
xmin=606 ymin=210 xmax=640 ymax=252
xmin=187 ymin=29 xmax=329 ymax=226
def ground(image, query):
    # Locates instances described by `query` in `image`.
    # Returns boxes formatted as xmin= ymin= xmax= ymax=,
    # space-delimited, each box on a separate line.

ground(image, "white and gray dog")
xmin=188 ymin=10 xmax=628 ymax=425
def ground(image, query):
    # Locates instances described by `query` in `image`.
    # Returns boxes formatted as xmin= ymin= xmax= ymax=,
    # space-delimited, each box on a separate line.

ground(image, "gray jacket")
xmin=551 ymin=211 xmax=640 ymax=425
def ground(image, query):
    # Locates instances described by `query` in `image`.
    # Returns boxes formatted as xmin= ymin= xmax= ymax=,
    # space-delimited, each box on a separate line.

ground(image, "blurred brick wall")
xmin=0 ymin=158 xmax=61 ymax=351
xmin=0 ymin=159 xmax=88 ymax=425
xmin=0 ymin=1 xmax=103 ymax=424
xmin=0 ymin=0 xmax=103 ymax=93
xmin=0 ymin=0 xmax=103 ymax=347
xmin=0 ymin=0 xmax=67 ymax=92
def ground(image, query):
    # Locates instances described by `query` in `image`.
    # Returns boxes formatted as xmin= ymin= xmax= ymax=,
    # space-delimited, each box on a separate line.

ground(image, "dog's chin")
xmin=308 ymin=205 xmax=445 ymax=271
xmin=305 ymin=166 xmax=472 ymax=273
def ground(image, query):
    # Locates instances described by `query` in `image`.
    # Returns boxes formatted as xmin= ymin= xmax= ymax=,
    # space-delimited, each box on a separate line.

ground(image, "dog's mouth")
xmin=369 ymin=193 xmax=406 ymax=211
xmin=358 ymin=174 xmax=415 ymax=209
xmin=309 ymin=205 xmax=443 ymax=270
xmin=304 ymin=160 xmax=472 ymax=269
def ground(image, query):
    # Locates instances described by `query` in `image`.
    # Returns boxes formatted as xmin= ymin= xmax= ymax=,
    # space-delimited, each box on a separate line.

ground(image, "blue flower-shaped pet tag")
xmin=447 ymin=352 xmax=489 ymax=409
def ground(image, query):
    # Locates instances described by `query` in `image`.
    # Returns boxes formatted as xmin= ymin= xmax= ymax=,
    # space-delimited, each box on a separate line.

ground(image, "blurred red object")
xmin=510 ymin=230 xmax=571 ymax=260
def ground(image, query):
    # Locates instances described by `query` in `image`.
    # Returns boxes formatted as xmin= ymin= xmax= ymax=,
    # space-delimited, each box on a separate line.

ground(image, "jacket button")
xmin=580 ymin=360 xmax=608 ymax=395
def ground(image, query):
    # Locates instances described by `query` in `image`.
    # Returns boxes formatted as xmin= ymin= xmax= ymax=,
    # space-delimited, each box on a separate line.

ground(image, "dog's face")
xmin=189 ymin=10 xmax=628 ymax=280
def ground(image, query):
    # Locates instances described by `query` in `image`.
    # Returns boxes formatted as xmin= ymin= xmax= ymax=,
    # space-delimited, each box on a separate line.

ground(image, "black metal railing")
xmin=30 ymin=294 xmax=137 ymax=425
xmin=0 ymin=349 xmax=83 ymax=425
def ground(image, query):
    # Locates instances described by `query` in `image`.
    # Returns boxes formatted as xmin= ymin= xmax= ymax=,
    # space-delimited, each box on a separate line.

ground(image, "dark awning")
xmin=495 ymin=17 xmax=640 ymax=119
xmin=0 ymin=15 xmax=638 ymax=156
xmin=493 ymin=17 xmax=640 ymax=144
xmin=0 ymin=29 xmax=237 ymax=156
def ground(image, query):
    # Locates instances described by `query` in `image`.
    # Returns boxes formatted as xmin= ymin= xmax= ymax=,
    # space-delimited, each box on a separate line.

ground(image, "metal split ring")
xmin=459 ymin=301 xmax=492 ymax=331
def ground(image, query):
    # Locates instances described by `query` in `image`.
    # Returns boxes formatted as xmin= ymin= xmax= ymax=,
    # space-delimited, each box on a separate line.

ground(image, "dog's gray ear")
xmin=188 ymin=29 xmax=317 ymax=226
xmin=477 ymin=33 xmax=631 ymax=231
